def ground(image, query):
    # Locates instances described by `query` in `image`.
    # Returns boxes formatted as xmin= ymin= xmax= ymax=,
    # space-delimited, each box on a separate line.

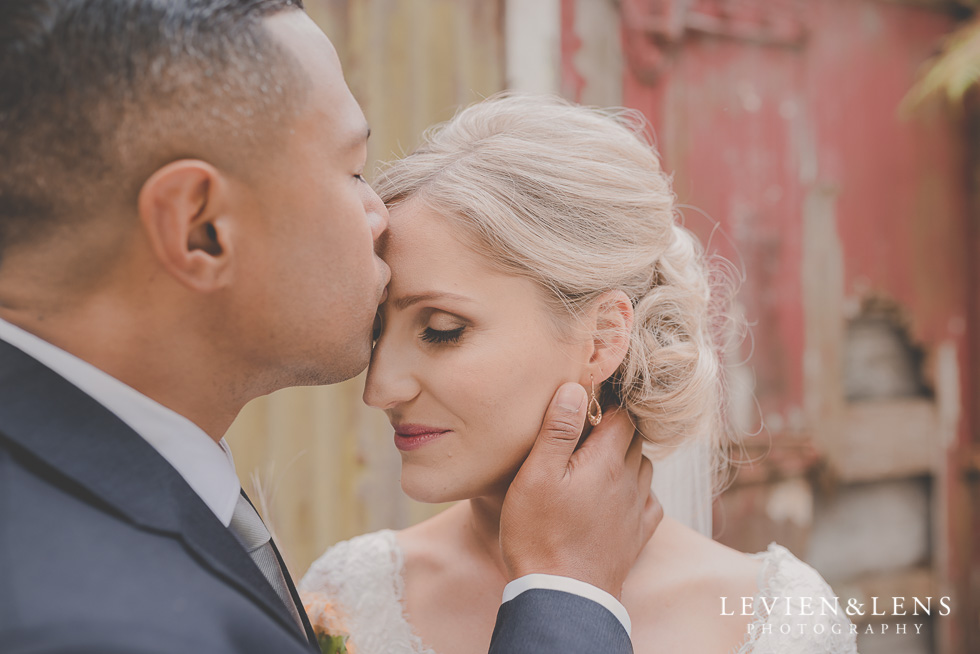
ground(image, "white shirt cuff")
xmin=501 ymin=574 xmax=631 ymax=636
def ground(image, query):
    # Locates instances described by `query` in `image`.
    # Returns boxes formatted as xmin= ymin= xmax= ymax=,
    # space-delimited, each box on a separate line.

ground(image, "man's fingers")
xmin=522 ymin=382 xmax=588 ymax=482
xmin=578 ymin=408 xmax=635 ymax=459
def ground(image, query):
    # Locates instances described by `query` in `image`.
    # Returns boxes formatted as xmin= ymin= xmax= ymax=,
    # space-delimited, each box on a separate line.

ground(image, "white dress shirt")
xmin=0 ymin=316 xmax=631 ymax=635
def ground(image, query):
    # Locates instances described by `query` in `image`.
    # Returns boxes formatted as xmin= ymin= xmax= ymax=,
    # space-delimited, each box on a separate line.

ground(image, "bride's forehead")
xmin=386 ymin=203 xmax=465 ymax=256
xmin=383 ymin=207 xmax=516 ymax=292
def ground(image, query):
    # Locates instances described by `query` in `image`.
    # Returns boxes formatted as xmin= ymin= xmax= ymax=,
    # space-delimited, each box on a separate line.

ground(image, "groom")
xmin=0 ymin=1 xmax=661 ymax=652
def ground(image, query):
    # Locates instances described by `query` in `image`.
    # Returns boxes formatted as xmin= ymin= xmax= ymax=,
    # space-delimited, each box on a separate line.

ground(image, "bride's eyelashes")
xmin=420 ymin=326 xmax=465 ymax=345
xmin=418 ymin=308 xmax=470 ymax=345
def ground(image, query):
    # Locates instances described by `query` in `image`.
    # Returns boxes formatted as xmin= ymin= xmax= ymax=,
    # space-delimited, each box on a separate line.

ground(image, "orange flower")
xmin=301 ymin=591 xmax=355 ymax=654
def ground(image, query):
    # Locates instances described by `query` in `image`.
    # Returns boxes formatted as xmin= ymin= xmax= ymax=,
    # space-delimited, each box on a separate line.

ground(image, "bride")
xmin=300 ymin=94 xmax=858 ymax=654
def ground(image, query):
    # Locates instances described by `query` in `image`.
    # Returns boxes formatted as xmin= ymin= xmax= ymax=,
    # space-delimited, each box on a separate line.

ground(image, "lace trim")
xmin=729 ymin=542 xmax=859 ymax=654
xmin=730 ymin=542 xmax=781 ymax=654
xmin=299 ymin=529 xmax=436 ymax=654
xmin=384 ymin=530 xmax=437 ymax=654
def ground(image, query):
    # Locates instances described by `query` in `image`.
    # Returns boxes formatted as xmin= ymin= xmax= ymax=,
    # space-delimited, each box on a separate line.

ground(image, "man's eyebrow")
xmin=391 ymin=291 xmax=474 ymax=310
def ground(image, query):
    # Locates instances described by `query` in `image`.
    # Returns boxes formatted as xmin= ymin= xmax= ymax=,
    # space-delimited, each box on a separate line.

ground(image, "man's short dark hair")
xmin=0 ymin=0 xmax=306 ymax=257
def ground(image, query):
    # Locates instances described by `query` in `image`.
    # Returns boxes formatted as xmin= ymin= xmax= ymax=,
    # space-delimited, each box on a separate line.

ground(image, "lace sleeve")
xmin=298 ymin=530 xmax=435 ymax=654
xmin=732 ymin=543 xmax=859 ymax=654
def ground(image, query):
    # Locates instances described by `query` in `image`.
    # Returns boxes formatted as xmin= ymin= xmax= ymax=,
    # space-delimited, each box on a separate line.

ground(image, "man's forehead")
xmin=265 ymin=12 xmax=368 ymax=149
xmin=264 ymin=10 xmax=344 ymax=95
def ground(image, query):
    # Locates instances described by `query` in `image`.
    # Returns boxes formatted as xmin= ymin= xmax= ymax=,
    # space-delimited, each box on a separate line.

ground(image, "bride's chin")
xmin=400 ymin=482 xmax=458 ymax=505
xmin=399 ymin=473 xmax=474 ymax=505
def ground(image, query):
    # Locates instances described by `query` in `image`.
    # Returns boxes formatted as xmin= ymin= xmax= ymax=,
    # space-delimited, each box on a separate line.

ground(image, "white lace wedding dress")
xmin=299 ymin=529 xmax=859 ymax=654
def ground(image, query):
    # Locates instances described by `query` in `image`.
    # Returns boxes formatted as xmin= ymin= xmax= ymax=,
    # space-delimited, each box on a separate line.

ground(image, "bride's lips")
xmin=393 ymin=424 xmax=451 ymax=452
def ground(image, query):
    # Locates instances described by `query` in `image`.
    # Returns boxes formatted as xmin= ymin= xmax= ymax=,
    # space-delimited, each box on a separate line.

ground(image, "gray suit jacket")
xmin=0 ymin=339 xmax=632 ymax=653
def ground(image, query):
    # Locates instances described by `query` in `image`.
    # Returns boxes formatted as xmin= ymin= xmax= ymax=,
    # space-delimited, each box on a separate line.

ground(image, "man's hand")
xmin=499 ymin=382 xmax=663 ymax=599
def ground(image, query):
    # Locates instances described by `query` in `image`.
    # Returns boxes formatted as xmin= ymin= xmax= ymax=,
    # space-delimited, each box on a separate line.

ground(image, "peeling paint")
xmin=936 ymin=341 xmax=961 ymax=450
xmin=765 ymin=477 xmax=814 ymax=528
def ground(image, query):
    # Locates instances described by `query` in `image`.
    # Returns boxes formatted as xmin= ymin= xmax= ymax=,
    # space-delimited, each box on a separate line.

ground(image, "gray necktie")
xmin=229 ymin=494 xmax=304 ymax=632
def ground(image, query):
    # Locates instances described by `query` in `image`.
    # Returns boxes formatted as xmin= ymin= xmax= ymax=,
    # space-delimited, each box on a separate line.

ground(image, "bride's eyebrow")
xmin=391 ymin=291 xmax=474 ymax=311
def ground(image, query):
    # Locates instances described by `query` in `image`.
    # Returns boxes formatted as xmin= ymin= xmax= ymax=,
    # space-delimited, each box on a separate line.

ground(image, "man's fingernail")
xmin=557 ymin=384 xmax=584 ymax=411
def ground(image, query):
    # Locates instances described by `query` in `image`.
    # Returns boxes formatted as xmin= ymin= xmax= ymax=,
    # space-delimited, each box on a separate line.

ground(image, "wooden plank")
xmin=506 ymin=0 xmax=560 ymax=93
xmin=828 ymin=399 xmax=940 ymax=483
xmin=561 ymin=0 xmax=623 ymax=105
xmin=834 ymin=566 xmax=937 ymax=627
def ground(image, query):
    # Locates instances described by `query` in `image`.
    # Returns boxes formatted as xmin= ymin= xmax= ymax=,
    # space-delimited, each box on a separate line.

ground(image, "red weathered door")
xmin=563 ymin=1 xmax=977 ymax=651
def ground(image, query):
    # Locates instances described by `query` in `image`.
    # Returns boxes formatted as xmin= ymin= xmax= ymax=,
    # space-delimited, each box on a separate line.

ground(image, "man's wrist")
xmin=501 ymin=573 xmax=632 ymax=636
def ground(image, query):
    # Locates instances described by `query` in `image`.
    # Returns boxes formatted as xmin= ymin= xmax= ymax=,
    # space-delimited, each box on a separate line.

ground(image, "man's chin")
xmin=283 ymin=341 xmax=372 ymax=388
xmin=337 ymin=348 xmax=373 ymax=382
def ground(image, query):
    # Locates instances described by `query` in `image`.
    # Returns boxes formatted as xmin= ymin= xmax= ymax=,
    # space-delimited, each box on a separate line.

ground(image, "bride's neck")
xmin=464 ymin=493 xmax=509 ymax=581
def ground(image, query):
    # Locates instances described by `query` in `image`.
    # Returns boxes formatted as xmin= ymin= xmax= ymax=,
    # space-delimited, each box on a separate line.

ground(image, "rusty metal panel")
xmin=598 ymin=0 xmax=974 ymax=650
xmin=617 ymin=0 xmax=967 ymax=428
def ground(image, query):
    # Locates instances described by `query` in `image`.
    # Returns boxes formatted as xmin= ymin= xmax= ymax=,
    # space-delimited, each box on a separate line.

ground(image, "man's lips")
xmin=392 ymin=424 xmax=451 ymax=451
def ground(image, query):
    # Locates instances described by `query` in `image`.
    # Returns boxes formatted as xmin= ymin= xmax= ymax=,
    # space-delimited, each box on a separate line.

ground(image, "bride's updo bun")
xmin=375 ymin=93 xmax=737 ymax=465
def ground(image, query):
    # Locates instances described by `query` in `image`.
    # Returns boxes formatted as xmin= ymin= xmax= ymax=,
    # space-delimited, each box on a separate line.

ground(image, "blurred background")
xmin=224 ymin=1 xmax=979 ymax=652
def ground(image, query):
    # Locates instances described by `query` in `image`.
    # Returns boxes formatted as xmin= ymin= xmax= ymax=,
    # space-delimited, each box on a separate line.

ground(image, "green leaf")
xmin=902 ymin=15 xmax=980 ymax=113
xmin=317 ymin=633 xmax=349 ymax=654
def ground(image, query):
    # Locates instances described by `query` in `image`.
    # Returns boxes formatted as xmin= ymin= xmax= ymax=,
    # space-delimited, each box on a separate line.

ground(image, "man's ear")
xmin=137 ymin=160 xmax=234 ymax=293
xmin=585 ymin=290 xmax=634 ymax=384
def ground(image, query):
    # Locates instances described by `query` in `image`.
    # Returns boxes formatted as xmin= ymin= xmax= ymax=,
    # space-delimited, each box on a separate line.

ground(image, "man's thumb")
xmin=526 ymin=383 xmax=588 ymax=478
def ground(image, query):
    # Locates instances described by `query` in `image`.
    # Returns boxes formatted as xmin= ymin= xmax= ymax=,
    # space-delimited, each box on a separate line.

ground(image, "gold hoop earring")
xmin=587 ymin=374 xmax=603 ymax=426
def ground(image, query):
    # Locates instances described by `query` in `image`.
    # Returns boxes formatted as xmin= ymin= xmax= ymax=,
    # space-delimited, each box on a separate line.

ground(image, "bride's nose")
xmin=363 ymin=334 xmax=421 ymax=410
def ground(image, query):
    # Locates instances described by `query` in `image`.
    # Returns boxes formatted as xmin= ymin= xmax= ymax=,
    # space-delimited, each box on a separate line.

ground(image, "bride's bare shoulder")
xmin=623 ymin=517 xmax=763 ymax=653
xmin=394 ymin=503 xmax=475 ymax=587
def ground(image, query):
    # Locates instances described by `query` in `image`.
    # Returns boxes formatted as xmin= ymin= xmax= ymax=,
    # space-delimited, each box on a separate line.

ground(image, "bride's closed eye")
xmin=421 ymin=326 xmax=465 ymax=344
xmin=420 ymin=311 xmax=467 ymax=345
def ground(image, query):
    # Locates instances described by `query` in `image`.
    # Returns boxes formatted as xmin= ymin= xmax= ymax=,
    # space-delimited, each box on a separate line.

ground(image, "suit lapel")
xmin=0 ymin=339 xmax=316 ymax=651
xmin=174 ymin=483 xmax=316 ymax=646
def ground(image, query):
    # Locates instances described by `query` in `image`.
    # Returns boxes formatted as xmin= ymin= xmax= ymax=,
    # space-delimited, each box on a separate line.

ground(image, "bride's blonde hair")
xmin=375 ymin=93 xmax=741 ymax=488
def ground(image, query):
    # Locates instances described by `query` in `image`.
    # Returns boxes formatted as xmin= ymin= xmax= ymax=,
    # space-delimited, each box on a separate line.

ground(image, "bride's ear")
xmin=585 ymin=290 xmax=634 ymax=383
